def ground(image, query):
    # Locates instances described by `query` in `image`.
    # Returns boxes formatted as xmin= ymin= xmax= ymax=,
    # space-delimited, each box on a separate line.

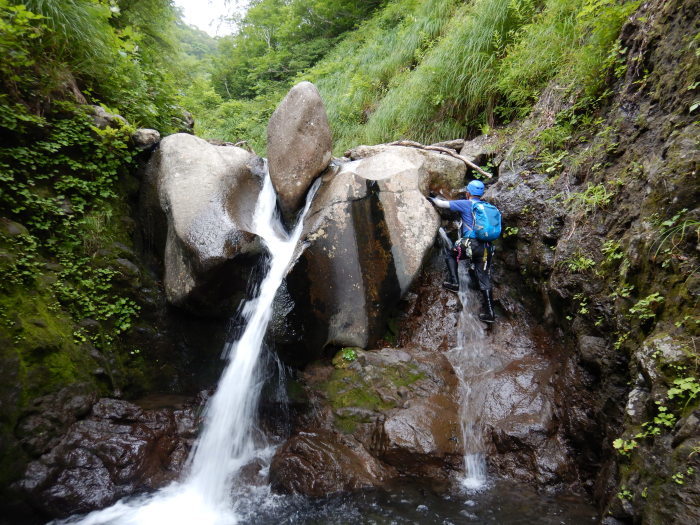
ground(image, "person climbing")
xmin=427 ymin=180 xmax=497 ymax=324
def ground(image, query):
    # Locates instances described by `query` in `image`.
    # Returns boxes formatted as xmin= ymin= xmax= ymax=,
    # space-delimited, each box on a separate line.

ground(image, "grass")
xmin=187 ymin=0 xmax=643 ymax=154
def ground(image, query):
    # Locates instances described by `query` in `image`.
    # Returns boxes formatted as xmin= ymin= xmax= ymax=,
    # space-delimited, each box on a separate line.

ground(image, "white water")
xmin=439 ymin=229 xmax=493 ymax=491
xmin=60 ymin=173 xmax=320 ymax=525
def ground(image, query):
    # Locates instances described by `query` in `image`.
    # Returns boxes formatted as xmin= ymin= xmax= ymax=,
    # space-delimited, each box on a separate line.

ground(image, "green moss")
xmin=321 ymin=368 xmax=393 ymax=412
xmin=385 ymin=363 xmax=425 ymax=388
xmin=334 ymin=414 xmax=360 ymax=434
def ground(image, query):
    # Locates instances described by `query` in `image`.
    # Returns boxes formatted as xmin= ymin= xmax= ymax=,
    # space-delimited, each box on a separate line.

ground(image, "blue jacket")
xmin=448 ymin=198 xmax=481 ymax=237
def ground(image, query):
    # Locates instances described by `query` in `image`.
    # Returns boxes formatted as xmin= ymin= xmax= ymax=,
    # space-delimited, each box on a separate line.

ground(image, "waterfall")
xmin=60 ymin=173 xmax=320 ymax=525
xmin=439 ymin=228 xmax=492 ymax=490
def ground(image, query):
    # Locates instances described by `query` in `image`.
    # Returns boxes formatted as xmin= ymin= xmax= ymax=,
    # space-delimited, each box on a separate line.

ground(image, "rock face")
xmin=269 ymin=346 xmax=463 ymax=496
xmin=345 ymin=144 xmax=466 ymax=193
xmin=16 ymin=396 xmax=201 ymax=519
xmin=141 ymin=133 xmax=265 ymax=314
xmin=396 ymin=264 xmax=579 ymax=487
xmin=284 ymin=146 xmax=452 ymax=354
xmin=267 ymin=82 xmax=332 ymax=223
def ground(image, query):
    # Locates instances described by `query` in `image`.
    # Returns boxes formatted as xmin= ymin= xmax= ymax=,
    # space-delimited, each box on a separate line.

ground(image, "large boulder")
xmin=16 ymin=397 xmax=201 ymax=519
xmin=267 ymin=82 xmax=332 ymax=223
xmin=269 ymin=430 xmax=393 ymax=497
xmin=284 ymin=147 xmax=442 ymax=354
xmin=345 ymin=144 xmax=466 ymax=192
xmin=269 ymin=346 xmax=462 ymax=496
xmin=141 ymin=133 xmax=265 ymax=314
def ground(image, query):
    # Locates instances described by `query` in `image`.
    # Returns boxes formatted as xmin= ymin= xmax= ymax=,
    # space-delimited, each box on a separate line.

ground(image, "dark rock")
xmin=15 ymin=396 xmax=201 ymax=519
xmin=270 ymin=345 xmax=462 ymax=494
xmin=0 ymin=217 xmax=28 ymax=236
xmin=270 ymin=430 xmax=393 ymax=496
xmin=16 ymin=383 xmax=97 ymax=458
xmin=267 ymin=81 xmax=333 ymax=223
xmin=114 ymin=258 xmax=141 ymax=288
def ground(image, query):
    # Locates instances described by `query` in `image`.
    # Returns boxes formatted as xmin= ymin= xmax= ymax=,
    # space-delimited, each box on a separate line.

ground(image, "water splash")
xmin=58 ymin=173 xmax=320 ymax=525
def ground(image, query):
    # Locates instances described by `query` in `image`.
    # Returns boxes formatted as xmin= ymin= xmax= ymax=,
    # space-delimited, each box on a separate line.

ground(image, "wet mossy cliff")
xmin=479 ymin=0 xmax=699 ymax=521
xmin=0 ymin=108 xmax=230 ymax=517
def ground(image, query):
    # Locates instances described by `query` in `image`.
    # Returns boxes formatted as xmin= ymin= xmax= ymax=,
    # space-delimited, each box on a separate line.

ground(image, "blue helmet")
xmin=466 ymin=180 xmax=485 ymax=196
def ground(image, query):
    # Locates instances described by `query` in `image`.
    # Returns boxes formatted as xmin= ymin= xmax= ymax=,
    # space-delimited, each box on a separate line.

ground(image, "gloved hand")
xmin=426 ymin=195 xmax=436 ymax=205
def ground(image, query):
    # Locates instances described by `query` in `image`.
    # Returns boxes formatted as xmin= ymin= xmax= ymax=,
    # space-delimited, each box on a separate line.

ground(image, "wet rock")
xmin=15 ymin=397 xmax=201 ymax=519
xmin=16 ymin=383 xmax=98 ymax=458
xmin=271 ymin=346 xmax=462 ymax=494
xmin=284 ymin=148 xmax=443 ymax=353
xmin=270 ymin=430 xmax=393 ymax=496
xmin=374 ymin=394 xmax=463 ymax=478
xmin=132 ymin=128 xmax=161 ymax=151
xmin=267 ymin=81 xmax=332 ymax=223
xmin=141 ymin=133 xmax=264 ymax=314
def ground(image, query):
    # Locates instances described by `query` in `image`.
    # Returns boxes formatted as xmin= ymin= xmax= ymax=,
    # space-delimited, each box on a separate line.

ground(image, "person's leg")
xmin=470 ymin=240 xmax=495 ymax=323
xmin=443 ymin=243 xmax=459 ymax=292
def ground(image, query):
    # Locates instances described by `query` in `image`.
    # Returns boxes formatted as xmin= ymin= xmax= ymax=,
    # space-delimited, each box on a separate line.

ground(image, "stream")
xmin=55 ymin=177 xmax=597 ymax=525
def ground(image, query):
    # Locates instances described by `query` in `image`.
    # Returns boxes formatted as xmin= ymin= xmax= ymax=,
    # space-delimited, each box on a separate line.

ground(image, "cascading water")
xmin=60 ymin=172 xmax=320 ymax=525
xmin=439 ymin=228 xmax=493 ymax=490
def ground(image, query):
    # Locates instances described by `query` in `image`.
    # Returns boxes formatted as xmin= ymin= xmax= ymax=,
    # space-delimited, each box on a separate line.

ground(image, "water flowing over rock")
xmin=141 ymin=133 xmax=265 ymax=314
xmin=284 ymin=146 xmax=447 ymax=353
xmin=267 ymin=81 xmax=332 ymax=223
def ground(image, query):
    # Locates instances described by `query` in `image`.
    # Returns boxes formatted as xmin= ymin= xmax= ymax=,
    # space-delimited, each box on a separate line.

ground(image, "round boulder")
xmin=141 ymin=133 xmax=265 ymax=314
xmin=267 ymin=82 xmax=332 ymax=224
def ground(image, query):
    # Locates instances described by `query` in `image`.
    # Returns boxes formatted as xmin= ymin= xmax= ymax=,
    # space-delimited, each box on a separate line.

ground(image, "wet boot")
xmin=479 ymin=289 xmax=495 ymax=323
xmin=443 ymin=255 xmax=459 ymax=292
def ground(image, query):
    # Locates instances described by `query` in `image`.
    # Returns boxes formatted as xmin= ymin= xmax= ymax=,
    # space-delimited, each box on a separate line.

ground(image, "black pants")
xmin=446 ymin=238 xmax=494 ymax=291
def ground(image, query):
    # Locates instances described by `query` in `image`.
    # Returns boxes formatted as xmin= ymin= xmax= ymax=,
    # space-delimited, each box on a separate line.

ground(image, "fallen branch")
xmin=387 ymin=140 xmax=492 ymax=178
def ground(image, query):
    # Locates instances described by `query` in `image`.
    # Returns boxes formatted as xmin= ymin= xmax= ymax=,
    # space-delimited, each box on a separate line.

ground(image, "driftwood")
xmin=387 ymin=140 xmax=492 ymax=178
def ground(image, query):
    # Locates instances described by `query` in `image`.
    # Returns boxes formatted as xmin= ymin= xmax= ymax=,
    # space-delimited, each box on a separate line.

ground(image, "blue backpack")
xmin=470 ymin=201 xmax=502 ymax=241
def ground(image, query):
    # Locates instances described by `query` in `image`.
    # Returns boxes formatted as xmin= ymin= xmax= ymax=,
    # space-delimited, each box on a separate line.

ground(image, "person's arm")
xmin=427 ymin=196 xmax=451 ymax=209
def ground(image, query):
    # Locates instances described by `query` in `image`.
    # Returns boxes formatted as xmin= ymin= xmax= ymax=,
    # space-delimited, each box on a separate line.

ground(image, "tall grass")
xmin=193 ymin=0 xmax=642 ymax=153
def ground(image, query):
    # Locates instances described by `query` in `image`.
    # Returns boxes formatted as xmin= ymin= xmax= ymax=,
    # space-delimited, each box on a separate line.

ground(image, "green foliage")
xmin=628 ymin=292 xmax=664 ymax=321
xmin=1 ymin=0 xmax=187 ymax=131
xmin=564 ymin=182 xmax=615 ymax=213
xmin=181 ymin=0 xmax=643 ymax=153
xmin=0 ymin=102 xmax=140 ymax=359
xmin=602 ymin=240 xmax=625 ymax=263
xmin=668 ymin=377 xmax=700 ymax=407
xmin=613 ymin=438 xmax=638 ymax=456
xmin=563 ymin=251 xmax=596 ymax=273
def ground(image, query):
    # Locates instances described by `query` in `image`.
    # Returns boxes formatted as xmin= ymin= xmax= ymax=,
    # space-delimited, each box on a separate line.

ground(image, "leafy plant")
xmin=628 ymin=292 xmax=664 ymax=321
xmin=667 ymin=377 xmax=700 ymax=408
xmin=613 ymin=438 xmax=638 ymax=456
xmin=565 ymin=182 xmax=615 ymax=213
xmin=564 ymin=251 xmax=596 ymax=273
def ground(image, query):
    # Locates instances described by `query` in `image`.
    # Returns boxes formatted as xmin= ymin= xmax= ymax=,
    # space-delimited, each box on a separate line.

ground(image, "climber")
xmin=427 ymin=180 xmax=496 ymax=323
